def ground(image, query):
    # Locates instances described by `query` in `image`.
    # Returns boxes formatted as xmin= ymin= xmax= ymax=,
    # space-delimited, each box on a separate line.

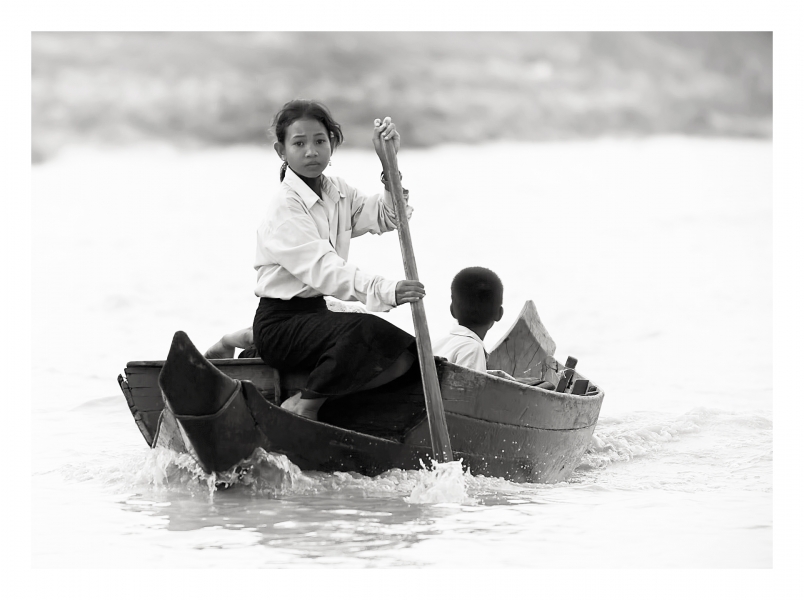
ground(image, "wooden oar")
xmin=380 ymin=138 xmax=454 ymax=463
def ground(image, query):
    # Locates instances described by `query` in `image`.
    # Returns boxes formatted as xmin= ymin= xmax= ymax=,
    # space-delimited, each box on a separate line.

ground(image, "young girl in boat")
xmin=248 ymin=99 xmax=424 ymax=420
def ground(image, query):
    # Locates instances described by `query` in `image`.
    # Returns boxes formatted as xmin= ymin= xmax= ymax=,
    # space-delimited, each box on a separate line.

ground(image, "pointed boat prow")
xmin=159 ymin=330 xmax=239 ymax=417
xmin=158 ymin=331 xmax=262 ymax=473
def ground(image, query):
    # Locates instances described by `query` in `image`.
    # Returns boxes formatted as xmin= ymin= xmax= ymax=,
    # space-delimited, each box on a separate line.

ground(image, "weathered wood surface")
xmin=487 ymin=300 xmax=559 ymax=384
xmin=242 ymin=380 xmax=431 ymax=475
xmin=123 ymin=356 xmax=604 ymax=447
xmin=439 ymin=363 xmax=603 ymax=430
xmin=152 ymin=376 xmax=431 ymax=476
xmin=152 ymin=369 xmax=597 ymax=483
xmin=405 ymin=414 xmax=597 ymax=483
xmin=123 ymin=360 xmax=430 ymax=446
xmin=118 ymin=374 xmax=156 ymax=447
xmin=126 ymin=359 xmax=308 ymax=398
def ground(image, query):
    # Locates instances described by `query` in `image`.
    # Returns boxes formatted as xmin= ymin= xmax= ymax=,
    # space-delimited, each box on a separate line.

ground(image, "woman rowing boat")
xmin=250 ymin=99 xmax=425 ymax=421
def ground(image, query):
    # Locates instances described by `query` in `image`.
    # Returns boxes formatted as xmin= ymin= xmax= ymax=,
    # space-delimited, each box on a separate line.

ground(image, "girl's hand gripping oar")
xmin=376 ymin=120 xmax=453 ymax=464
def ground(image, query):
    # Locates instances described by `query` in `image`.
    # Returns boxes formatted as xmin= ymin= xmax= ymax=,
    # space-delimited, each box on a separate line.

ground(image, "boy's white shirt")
xmin=432 ymin=324 xmax=488 ymax=372
xmin=254 ymin=168 xmax=412 ymax=312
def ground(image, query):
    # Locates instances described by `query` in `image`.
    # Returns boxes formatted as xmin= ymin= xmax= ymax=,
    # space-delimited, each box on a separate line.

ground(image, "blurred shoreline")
xmin=32 ymin=32 xmax=772 ymax=164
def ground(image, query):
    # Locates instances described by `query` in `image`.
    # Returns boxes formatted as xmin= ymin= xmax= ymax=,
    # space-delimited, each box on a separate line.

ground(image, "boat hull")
xmin=120 ymin=355 xmax=603 ymax=484
xmin=117 ymin=301 xmax=604 ymax=483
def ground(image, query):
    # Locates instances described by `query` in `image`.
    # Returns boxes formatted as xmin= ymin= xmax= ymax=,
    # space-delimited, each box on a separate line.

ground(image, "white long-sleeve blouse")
xmin=254 ymin=167 xmax=412 ymax=312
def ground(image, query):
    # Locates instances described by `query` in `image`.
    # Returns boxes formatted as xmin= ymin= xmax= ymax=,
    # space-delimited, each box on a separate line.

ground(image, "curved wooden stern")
xmin=406 ymin=363 xmax=603 ymax=482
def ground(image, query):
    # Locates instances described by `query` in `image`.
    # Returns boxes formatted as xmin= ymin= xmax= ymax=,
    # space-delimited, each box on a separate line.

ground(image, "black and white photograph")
xmin=16 ymin=1 xmax=798 ymax=589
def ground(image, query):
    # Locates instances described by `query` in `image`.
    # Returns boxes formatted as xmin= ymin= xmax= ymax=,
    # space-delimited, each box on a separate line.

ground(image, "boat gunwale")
xmin=442 ymin=360 xmax=604 ymax=404
xmin=124 ymin=358 xmax=604 ymax=405
xmin=127 ymin=358 xmax=265 ymax=367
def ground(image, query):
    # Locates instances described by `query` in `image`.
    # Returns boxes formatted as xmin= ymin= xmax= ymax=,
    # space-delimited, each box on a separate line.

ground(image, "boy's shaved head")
xmin=451 ymin=267 xmax=503 ymax=327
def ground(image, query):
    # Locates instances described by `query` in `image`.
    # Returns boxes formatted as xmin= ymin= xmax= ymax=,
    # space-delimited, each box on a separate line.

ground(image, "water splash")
xmin=133 ymin=446 xmax=481 ymax=503
xmin=134 ymin=446 xmax=316 ymax=498
xmin=128 ymin=406 xmax=771 ymax=501
xmin=405 ymin=460 xmax=477 ymax=505
xmin=134 ymin=446 xmax=216 ymax=496
xmin=215 ymin=448 xmax=316 ymax=495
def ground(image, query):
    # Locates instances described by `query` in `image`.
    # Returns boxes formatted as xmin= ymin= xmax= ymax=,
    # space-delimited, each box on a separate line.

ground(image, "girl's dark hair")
xmin=271 ymin=99 xmax=344 ymax=181
xmin=451 ymin=267 xmax=504 ymax=327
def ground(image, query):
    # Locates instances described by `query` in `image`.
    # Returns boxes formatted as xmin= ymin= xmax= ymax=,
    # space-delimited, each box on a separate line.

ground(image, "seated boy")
xmin=433 ymin=267 xmax=554 ymax=389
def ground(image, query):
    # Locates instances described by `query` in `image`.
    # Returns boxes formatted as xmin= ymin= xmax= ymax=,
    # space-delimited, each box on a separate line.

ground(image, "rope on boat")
xmin=172 ymin=379 xmax=243 ymax=421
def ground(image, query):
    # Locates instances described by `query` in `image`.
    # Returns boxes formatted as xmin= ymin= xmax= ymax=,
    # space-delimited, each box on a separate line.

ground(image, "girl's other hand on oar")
xmin=395 ymin=280 xmax=425 ymax=305
xmin=373 ymin=116 xmax=400 ymax=156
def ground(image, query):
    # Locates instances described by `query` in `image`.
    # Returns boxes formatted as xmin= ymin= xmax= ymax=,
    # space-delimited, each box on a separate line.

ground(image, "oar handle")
xmin=380 ymin=139 xmax=453 ymax=463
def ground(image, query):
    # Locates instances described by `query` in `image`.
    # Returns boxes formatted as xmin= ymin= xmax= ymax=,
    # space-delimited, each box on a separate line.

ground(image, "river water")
xmin=29 ymin=138 xmax=773 ymax=576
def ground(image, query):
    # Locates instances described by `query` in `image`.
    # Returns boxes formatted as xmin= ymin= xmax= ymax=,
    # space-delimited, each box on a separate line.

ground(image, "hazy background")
xmin=29 ymin=31 xmax=777 ymax=571
xmin=32 ymin=32 xmax=772 ymax=161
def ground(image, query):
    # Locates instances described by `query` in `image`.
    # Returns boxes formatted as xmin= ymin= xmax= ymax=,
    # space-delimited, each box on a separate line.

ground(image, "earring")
xmin=328 ymin=159 xmax=332 ymax=167
xmin=279 ymin=158 xmax=288 ymax=181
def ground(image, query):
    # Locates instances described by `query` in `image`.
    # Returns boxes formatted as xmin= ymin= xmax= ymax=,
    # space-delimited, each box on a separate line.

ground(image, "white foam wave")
xmin=134 ymin=447 xmax=217 ymax=497
xmin=578 ymin=413 xmax=698 ymax=470
xmin=579 ymin=406 xmax=771 ymax=472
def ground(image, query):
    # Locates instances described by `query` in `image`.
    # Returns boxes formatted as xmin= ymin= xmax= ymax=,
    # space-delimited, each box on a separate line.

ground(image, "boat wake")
xmin=52 ymin=393 xmax=772 ymax=507
xmin=577 ymin=411 xmax=702 ymax=472
xmin=576 ymin=406 xmax=772 ymax=472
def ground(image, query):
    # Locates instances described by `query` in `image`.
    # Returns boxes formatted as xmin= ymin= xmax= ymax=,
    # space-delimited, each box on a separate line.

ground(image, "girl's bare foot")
xmin=280 ymin=393 xmax=326 ymax=421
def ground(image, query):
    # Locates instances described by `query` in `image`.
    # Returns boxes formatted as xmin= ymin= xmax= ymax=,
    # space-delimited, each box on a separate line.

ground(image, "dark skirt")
xmin=252 ymin=296 xmax=415 ymax=400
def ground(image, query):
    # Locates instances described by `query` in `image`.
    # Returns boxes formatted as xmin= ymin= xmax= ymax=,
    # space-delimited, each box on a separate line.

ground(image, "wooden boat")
xmin=118 ymin=301 xmax=604 ymax=484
